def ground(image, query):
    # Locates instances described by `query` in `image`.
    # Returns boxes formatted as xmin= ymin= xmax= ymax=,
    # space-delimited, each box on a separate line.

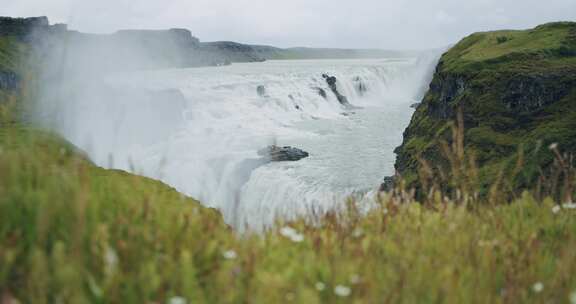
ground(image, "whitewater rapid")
xmin=40 ymin=57 xmax=438 ymax=231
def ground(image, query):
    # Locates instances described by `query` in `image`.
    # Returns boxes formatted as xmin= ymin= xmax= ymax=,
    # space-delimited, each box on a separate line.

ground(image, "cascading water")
xmin=37 ymin=57 xmax=439 ymax=231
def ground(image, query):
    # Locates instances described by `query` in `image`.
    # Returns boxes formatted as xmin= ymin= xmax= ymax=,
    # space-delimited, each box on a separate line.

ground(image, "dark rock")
xmin=502 ymin=73 xmax=574 ymax=112
xmin=257 ymin=85 xmax=268 ymax=97
xmin=322 ymin=73 xmax=351 ymax=107
xmin=410 ymin=102 xmax=421 ymax=109
xmin=258 ymin=145 xmax=310 ymax=162
xmin=379 ymin=176 xmax=396 ymax=192
xmin=0 ymin=16 xmax=49 ymax=39
xmin=314 ymin=87 xmax=328 ymax=99
xmin=425 ymin=71 xmax=467 ymax=120
xmin=353 ymin=76 xmax=368 ymax=96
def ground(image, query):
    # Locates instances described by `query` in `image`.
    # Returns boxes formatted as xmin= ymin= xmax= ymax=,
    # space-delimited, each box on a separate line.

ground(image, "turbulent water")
xmin=40 ymin=57 xmax=438 ymax=231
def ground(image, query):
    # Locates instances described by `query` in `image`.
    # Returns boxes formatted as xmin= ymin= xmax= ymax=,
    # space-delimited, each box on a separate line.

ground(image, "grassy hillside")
xmin=395 ymin=22 xmax=576 ymax=197
xmin=1 ymin=19 xmax=576 ymax=303
xmin=1 ymin=118 xmax=576 ymax=303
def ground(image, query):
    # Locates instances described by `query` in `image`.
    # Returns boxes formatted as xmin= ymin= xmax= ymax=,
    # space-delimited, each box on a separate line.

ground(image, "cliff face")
xmin=394 ymin=22 xmax=576 ymax=192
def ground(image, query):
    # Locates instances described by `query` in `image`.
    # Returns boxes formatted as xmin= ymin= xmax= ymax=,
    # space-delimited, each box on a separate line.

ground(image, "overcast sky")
xmin=2 ymin=0 xmax=575 ymax=49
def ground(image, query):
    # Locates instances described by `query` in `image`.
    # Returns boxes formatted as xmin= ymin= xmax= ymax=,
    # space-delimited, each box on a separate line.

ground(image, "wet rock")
xmin=257 ymin=85 xmax=268 ymax=97
xmin=353 ymin=76 xmax=368 ymax=96
xmin=258 ymin=145 xmax=310 ymax=162
xmin=410 ymin=102 xmax=421 ymax=109
xmin=314 ymin=87 xmax=328 ymax=99
xmin=322 ymin=74 xmax=351 ymax=107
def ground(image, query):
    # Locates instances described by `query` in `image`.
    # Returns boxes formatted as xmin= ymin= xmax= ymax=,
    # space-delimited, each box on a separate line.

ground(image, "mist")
xmin=23 ymin=20 xmax=441 ymax=230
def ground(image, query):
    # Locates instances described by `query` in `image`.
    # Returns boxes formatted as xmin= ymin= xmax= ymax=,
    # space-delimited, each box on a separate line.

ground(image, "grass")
xmin=1 ymin=21 xmax=576 ymax=303
xmin=441 ymin=22 xmax=576 ymax=73
xmin=0 ymin=37 xmax=26 ymax=72
xmin=1 ymin=96 xmax=576 ymax=303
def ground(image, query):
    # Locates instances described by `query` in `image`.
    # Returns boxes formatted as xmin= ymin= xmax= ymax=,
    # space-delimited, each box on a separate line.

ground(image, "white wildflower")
xmin=352 ymin=228 xmax=364 ymax=238
xmin=104 ymin=247 xmax=118 ymax=274
xmin=222 ymin=250 xmax=237 ymax=260
xmin=532 ymin=282 xmax=544 ymax=293
xmin=168 ymin=296 xmax=187 ymax=304
xmin=350 ymin=274 xmax=361 ymax=284
xmin=285 ymin=292 xmax=295 ymax=301
xmin=552 ymin=205 xmax=562 ymax=214
xmin=570 ymin=290 xmax=576 ymax=304
xmin=315 ymin=282 xmax=326 ymax=291
xmin=334 ymin=285 xmax=351 ymax=297
xmin=563 ymin=202 xmax=576 ymax=209
xmin=280 ymin=226 xmax=304 ymax=243
xmin=549 ymin=143 xmax=558 ymax=150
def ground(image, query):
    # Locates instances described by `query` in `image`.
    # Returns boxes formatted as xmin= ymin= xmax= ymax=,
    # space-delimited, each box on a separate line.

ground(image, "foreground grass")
xmin=1 ymin=122 xmax=576 ymax=303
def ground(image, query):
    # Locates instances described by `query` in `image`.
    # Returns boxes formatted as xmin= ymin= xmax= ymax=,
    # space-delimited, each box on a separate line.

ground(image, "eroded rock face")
xmin=425 ymin=72 xmax=467 ymax=120
xmin=258 ymin=146 xmax=310 ymax=162
xmin=391 ymin=22 xmax=576 ymax=194
xmin=0 ymin=16 xmax=49 ymax=39
xmin=503 ymin=73 xmax=575 ymax=112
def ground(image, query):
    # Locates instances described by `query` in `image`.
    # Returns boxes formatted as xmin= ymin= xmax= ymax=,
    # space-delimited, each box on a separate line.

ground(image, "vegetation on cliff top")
xmin=2 ymin=102 xmax=576 ymax=302
xmin=395 ymin=22 xmax=576 ymax=196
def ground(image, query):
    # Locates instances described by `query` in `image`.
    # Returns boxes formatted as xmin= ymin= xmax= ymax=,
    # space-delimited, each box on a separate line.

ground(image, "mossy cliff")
xmin=394 ymin=22 xmax=576 ymax=194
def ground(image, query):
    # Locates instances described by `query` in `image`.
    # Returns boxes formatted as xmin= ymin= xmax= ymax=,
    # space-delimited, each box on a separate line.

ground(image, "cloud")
xmin=1 ymin=0 xmax=575 ymax=49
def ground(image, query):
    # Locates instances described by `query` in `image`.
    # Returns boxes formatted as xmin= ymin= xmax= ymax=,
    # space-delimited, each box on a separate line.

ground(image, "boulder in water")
xmin=256 ymin=85 xmax=268 ymax=97
xmin=258 ymin=145 xmax=310 ymax=162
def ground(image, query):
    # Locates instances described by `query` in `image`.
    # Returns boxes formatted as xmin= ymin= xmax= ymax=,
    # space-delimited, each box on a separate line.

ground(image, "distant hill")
xmin=1 ymin=16 xmax=421 ymax=74
xmin=198 ymin=42 xmax=420 ymax=63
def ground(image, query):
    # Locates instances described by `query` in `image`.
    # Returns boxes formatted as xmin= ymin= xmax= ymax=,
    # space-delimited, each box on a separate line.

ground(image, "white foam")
xmin=39 ymin=57 xmax=439 ymax=231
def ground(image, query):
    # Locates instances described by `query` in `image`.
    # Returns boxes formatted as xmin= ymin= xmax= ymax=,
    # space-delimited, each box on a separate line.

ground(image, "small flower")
xmin=280 ymin=226 xmax=304 ymax=243
xmin=222 ymin=250 xmax=237 ymax=260
xmin=549 ymin=143 xmax=558 ymax=150
xmin=352 ymin=228 xmax=364 ymax=238
xmin=552 ymin=205 xmax=561 ymax=214
xmin=349 ymin=274 xmax=361 ymax=284
xmin=285 ymin=292 xmax=295 ymax=301
xmin=168 ymin=296 xmax=187 ymax=304
xmin=570 ymin=290 xmax=576 ymax=304
xmin=104 ymin=247 xmax=118 ymax=275
xmin=533 ymin=282 xmax=544 ymax=293
xmin=315 ymin=282 xmax=326 ymax=291
xmin=334 ymin=285 xmax=351 ymax=297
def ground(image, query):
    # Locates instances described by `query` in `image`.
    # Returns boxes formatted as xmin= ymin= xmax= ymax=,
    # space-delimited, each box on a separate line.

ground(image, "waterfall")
xmin=35 ymin=56 xmax=440 ymax=231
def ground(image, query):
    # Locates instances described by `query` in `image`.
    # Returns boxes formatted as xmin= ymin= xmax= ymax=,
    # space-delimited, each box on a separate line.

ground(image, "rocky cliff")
xmin=393 ymin=22 xmax=576 ymax=193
